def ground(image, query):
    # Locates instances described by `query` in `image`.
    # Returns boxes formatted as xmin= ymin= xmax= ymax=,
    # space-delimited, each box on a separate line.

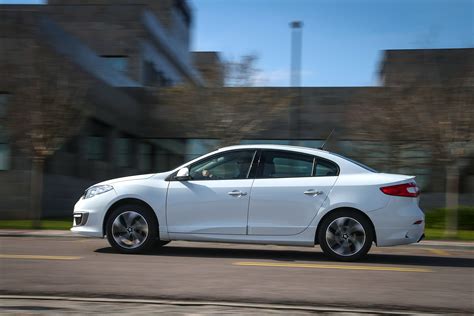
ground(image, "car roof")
xmin=217 ymin=144 xmax=328 ymax=154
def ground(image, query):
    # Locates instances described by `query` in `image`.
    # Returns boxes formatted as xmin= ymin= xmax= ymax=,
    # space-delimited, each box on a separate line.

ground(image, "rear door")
xmin=247 ymin=150 xmax=338 ymax=235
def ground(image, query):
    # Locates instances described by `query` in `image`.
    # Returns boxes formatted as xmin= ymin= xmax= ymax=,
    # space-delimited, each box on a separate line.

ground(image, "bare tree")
xmin=6 ymin=43 xmax=88 ymax=226
xmin=348 ymin=85 xmax=474 ymax=236
xmin=224 ymin=54 xmax=260 ymax=87
xmin=155 ymin=55 xmax=294 ymax=147
xmin=157 ymin=86 xmax=293 ymax=147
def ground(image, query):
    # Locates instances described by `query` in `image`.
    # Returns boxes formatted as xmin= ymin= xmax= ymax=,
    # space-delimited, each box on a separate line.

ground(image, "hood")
xmin=96 ymin=173 xmax=156 ymax=186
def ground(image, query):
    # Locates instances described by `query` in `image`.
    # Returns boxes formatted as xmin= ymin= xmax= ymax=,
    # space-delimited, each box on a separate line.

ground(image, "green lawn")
xmin=424 ymin=228 xmax=474 ymax=241
xmin=0 ymin=219 xmax=72 ymax=230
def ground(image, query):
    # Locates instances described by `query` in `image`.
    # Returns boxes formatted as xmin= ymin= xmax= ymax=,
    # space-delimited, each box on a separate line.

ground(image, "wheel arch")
xmin=315 ymin=207 xmax=377 ymax=245
xmin=102 ymin=198 xmax=159 ymax=236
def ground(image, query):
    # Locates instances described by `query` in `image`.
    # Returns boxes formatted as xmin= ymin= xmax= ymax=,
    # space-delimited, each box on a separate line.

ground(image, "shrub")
xmin=424 ymin=206 xmax=474 ymax=230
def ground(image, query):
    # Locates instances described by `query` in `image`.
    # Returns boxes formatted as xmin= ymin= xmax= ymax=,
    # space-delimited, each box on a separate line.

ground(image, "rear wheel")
xmin=106 ymin=204 xmax=158 ymax=254
xmin=318 ymin=210 xmax=373 ymax=261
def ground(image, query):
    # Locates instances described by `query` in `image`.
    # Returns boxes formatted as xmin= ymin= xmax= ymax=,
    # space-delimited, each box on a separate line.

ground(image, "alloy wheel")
xmin=325 ymin=217 xmax=366 ymax=256
xmin=112 ymin=211 xmax=149 ymax=249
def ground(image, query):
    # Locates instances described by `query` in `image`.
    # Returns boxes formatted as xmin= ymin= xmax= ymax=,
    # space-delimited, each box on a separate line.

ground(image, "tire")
xmin=318 ymin=210 xmax=373 ymax=261
xmin=106 ymin=204 xmax=158 ymax=254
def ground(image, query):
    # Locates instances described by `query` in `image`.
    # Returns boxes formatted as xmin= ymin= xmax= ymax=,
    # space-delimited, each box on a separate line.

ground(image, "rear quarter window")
xmin=314 ymin=159 xmax=339 ymax=177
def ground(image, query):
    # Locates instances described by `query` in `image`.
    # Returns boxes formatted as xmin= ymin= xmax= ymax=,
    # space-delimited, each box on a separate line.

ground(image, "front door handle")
xmin=304 ymin=189 xmax=323 ymax=196
xmin=228 ymin=190 xmax=247 ymax=197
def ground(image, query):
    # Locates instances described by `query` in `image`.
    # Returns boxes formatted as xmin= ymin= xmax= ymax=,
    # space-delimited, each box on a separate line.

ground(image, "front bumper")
xmin=70 ymin=190 xmax=116 ymax=238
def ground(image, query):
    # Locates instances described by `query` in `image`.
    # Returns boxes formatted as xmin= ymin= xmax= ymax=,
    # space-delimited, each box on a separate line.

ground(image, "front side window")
xmin=257 ymin=150 xmax=314 ymax=178
xmin=189 ymin=150 xmax=256 ymax=180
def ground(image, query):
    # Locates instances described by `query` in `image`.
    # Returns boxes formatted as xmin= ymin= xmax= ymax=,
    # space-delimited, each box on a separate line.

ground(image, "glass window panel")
xmin=116 ymin=138 xmax=131 ymax=168
xmin=139 ymin=143 xmax=152 ymax=171
xmin=0 ymin=94 xmax=8 ymax=118
xmin=0 ymin=143 xmax=10 ymax=170
xmin=258 ymin=150 xmax=313 ymax=178
xmin=102 ymin=56 xmax=128 ymax=73
xmin=314 ymin=159 xmax=338 ymax=177
xmin=86 ymin=136 xmax=105 ymax=161
xmin=189 ymin=150 xmax=255 ymax=180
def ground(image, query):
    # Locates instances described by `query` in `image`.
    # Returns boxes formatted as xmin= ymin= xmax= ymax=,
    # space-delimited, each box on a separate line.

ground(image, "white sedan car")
xmin=72 ymin=144 xmax=425 ymax=261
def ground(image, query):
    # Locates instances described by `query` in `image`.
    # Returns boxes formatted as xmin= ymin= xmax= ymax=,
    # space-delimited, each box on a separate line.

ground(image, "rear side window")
xmin=257 ymin=150 xmax=314 ymax=178
xmin=314 ymin=159 xmax=338 ymax=177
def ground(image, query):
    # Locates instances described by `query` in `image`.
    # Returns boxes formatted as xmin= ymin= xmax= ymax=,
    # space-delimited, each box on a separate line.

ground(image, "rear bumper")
xmin=374 ymin=223 xmax=425 ymax=247
xmin=368 ymin=197 xmax=425 ymax=247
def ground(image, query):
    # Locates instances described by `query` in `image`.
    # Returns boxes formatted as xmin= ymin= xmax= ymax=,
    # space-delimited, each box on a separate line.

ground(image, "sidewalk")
xmin=0 ymin=229 xmax=472 ymax=248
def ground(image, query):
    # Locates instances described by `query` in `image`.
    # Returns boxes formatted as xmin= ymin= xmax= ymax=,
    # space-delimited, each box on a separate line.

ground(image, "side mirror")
xmin=175 ymin=167 xmax=191 ymax=181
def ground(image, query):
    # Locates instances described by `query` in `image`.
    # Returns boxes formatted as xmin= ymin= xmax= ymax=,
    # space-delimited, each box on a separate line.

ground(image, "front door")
xmin=248 ymin=150 xmax=338 ymax=235
xmin=166 ymin=150 xmax=257 ymax=234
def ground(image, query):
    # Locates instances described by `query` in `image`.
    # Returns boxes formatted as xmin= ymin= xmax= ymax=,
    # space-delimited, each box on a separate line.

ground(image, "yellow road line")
xmin=0 ymin=254 xmax=81 ymax=260
xmin=425 ymin=248 xmax=450 ymax=256
xmin=233 ymin=261 xmax=433 ymax=273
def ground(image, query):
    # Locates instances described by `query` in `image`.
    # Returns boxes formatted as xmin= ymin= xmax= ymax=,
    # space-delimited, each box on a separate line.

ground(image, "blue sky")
xmin=3 ymin=0 xmax=473 ymax=86
xmin=189 ymin=0 xmax=473 ymax=86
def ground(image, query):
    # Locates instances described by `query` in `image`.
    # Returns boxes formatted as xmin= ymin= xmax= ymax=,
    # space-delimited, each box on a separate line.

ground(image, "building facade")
xmin=0 ymin=1 xmax=473 ymax=219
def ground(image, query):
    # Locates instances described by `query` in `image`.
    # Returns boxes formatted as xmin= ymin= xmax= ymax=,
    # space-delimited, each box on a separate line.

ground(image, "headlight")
xmin=84 ymin=185 xmax=113 ymax=199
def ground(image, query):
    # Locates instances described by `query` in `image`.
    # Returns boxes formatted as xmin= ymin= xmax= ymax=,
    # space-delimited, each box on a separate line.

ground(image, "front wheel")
xmin=106 ymin=205 xmax=158 ymax=254
xmin=318 ymin=210 xmax=373 ymax=261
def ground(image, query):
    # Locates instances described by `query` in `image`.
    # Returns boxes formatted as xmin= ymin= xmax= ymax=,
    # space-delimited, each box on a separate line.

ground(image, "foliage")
xmin=424 ymin=228 xmax=474 ymax=241
xmin=425 ymin=206 xmax=474 ymax=230
xmin=0 ymin=218 xmax=71 ymax=230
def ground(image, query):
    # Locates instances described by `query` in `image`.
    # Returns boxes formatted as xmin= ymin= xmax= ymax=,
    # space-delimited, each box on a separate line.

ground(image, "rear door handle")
xmin=228 ymin=190 xmax=247 ymax=197
xmin=304 ymin=189 xmax=323 ymax=196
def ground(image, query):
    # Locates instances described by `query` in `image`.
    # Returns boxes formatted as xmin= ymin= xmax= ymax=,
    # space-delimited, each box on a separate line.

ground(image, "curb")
xmin=0 ymin=294 xmax=453 ymax=315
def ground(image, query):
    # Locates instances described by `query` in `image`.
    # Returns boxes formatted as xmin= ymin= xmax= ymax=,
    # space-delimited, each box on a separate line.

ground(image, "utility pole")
xmin=289 ymin=21 xmax=303 ymax=143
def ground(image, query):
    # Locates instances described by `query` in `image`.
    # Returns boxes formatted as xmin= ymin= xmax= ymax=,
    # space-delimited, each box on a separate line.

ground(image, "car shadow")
xmin=95 ymin=245 xmax=474 ymax=268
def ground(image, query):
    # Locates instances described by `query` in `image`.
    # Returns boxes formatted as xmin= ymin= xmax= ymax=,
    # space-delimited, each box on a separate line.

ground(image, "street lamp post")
xmin=289 ymin=21 xmax=303 ymax=143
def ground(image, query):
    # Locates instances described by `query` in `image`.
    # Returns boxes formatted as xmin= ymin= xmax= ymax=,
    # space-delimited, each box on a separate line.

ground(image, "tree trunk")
xmin=30 ymin=158 xmax=45 ymax=229
xmin=444 ymin=164 xmax=459 ymax=238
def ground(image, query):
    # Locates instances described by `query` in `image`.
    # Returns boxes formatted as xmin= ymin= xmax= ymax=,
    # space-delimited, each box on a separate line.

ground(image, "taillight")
xmin=380 ymin=182 xmax=420 ymax=197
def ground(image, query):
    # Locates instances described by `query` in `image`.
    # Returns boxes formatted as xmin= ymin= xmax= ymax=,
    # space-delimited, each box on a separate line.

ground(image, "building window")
xmin=116 ymin=137 xmax=132 ymax=168
xmin=143 ymin=61 xmax=172 ymax=87
xmin=139 ymin=142 xmax=153 ymax=172
xmin=0 ymin=93 xmax=10 ymax=170
xmin=86 ymin=136 xmax=106 ymax=161
xmin=0 ymin=94 xmax=7 ymax=118
xmin=0 ymin=143 xmax=10 ymax=171
xmin=102 ymin=55 xmax=128 ymax=73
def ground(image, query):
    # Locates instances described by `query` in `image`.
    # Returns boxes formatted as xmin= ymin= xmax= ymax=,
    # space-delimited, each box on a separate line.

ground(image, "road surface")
xmin=0 ymin=236 xmax=473 ymax=314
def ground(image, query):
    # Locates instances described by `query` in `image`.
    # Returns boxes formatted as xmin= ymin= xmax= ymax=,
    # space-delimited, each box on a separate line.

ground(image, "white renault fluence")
xmin=72 ymin=144 xmax=424 ymax=261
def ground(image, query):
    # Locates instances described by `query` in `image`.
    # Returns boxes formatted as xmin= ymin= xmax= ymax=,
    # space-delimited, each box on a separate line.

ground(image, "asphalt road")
xmin=0 ymin=237 xmax=473 ymax=314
